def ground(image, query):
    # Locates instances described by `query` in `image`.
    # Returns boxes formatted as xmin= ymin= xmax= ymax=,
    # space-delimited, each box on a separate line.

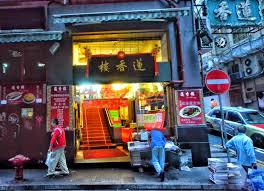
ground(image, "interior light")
xmin=37 ymin=62 xmax=45 ymax=67
xmin=157 ymin=83 xmax=164 ymax=91
xmin=2 ymin=63 xmax=9 ymax=74
xmin=3 ymin=63 xmax=8 ymax=68
xmin=112 ymin=83 xmax=122 ymax=91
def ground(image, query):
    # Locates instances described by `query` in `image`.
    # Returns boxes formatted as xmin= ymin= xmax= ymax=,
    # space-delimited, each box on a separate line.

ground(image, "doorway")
xmin=73 ymin=83 xmax=165 ymax=163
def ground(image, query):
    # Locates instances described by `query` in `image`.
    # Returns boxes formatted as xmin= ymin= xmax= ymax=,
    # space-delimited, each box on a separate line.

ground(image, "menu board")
xmin=176 ymin=89 xmax=205 ymax=126
xmin=50 ymin=86 xmax=70 ymax=129
xmin=136 ymin=111 xmax=165 ymax=131
xmin=0 ymin=84 xmax=46 ymax=105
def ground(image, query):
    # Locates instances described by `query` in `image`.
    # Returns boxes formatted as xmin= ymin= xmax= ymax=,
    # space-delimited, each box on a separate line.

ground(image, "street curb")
xmin=0 ymin=183 xmax=244 ymax=190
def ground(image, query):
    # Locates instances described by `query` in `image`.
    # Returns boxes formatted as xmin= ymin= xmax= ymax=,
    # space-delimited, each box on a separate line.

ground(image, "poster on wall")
xmin=0 ymin=84 xmax=46 ymax=105
xmin=176 ymin=89 xmax=205 ymax=126
xmin=50 ymin=86 xmax=70 ymax=130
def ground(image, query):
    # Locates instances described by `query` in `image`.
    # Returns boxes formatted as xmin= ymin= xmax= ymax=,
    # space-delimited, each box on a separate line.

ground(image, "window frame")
xmin=226 ymin=111 xmax=245 ymax=124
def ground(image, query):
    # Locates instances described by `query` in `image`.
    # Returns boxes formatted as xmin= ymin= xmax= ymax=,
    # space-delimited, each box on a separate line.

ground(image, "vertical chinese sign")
xmin=49 ymin=86 xmax=70 ymax=130
xmin=176 ymin=89 xmax=205 ymax=126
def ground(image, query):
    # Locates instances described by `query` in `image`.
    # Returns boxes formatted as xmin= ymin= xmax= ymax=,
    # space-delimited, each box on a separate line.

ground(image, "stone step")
xmin=79 ymin=143 xmax=117 ymax=150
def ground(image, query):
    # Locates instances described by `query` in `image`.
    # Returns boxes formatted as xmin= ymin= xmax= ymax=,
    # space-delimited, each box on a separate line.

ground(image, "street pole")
xmin=218 ymin=94 xmax=231 ymax=163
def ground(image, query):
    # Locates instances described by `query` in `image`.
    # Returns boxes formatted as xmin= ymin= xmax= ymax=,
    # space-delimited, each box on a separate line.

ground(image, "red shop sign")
xmin=50 ymin=86 xmax=70 ymax=130
xmin=176 ymin=89 xmax=205 ymax=126
xmin=0 ymin=84 xmax=46 ymax=105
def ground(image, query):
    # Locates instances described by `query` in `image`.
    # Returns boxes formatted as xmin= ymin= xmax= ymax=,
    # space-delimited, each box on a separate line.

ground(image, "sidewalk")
xmin=0 ymin=166 xmax=245 ymax=190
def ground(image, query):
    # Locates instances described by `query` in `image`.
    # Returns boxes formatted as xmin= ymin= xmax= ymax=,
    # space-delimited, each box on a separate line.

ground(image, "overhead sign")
xmin=206 ymin=0 xmax=263 ymax=27
xmin=73 ymin=53 xmax=155 ymax=83
xmin=89 ymin=53 xmax=154 ymax=77
xmin=205 ymin=70 xmax=231 ymax=94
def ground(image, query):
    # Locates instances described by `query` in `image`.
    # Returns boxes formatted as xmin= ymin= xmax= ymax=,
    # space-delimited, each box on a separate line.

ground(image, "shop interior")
xmin=72 ymin=31 xmax=168 ymax=163
xmin=74 ymin=83 xmax=165 ymax=163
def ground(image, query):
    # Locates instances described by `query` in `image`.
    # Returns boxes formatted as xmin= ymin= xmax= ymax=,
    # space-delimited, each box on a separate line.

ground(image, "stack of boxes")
xmin=208 ymin=158 xmax=242 ymax=184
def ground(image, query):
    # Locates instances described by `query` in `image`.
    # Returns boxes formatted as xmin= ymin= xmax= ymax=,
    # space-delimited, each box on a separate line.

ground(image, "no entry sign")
xmin=205 ymin=70 xmax=230 ymax=94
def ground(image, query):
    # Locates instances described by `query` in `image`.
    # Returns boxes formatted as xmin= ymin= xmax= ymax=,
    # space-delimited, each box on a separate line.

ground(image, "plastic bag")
xmin=45 ymin=152 xmax=52 ymax=167
xmin=248 ymin=169 xmax=264 ymax=191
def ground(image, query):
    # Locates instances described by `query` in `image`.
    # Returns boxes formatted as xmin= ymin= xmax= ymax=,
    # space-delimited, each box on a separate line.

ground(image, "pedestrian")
xmin=46 ymin=118 xmax=69 ymax=177
xmin=257 ymin=92 xmax=264 ymax=112
xmin=210 ymin=98 xmax=218 ymax=109
xmin=225 ymin=125 xmax=257 ymax=173
xmin=149 ymin=127 xmax=166 ymax=182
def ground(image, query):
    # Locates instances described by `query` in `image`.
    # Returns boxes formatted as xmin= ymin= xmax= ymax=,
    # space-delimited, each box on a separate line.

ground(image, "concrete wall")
xmin=47 ymin=37 xmax=73 ymax=85
xmin=176 ymin=1 xmax=210 ymax=166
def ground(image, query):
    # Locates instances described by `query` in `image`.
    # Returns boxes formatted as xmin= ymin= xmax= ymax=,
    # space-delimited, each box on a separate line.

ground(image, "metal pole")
xmin=218 ymin=94 xmax=231 ymax=162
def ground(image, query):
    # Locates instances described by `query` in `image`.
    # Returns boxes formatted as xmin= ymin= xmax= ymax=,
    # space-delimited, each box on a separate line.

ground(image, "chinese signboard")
xmin=73 ymin=53 xmax=155 ymax=83
xmin=0 ymin=84 xmax=46 ymax=105
xmin=206 ymin=0 xmax=263 ymax=27
xmin=50 ymin=86 xmax=70 ymax=130
xmin=176 ymin=89 xmax=205 ymax=126
xmin=90 ymin=53 xmax=154 ymax=76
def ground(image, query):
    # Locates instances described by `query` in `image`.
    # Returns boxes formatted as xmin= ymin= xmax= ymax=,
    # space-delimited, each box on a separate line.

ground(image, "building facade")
xmin=0 ymin=0 xmax=209 ymax=166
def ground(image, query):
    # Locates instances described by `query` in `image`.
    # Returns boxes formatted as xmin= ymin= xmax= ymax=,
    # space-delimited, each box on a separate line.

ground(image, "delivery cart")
xmin=128 ymin=141 xmax=152 ymax=172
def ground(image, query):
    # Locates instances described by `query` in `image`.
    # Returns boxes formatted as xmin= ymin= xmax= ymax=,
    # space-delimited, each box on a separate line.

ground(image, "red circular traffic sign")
xmin=205 ymin=70 xmax=230 ymax=94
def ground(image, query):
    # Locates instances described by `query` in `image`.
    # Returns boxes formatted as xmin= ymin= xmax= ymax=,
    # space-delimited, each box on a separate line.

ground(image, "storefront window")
xmin=77 ymin=82 xmax=164 ymax=100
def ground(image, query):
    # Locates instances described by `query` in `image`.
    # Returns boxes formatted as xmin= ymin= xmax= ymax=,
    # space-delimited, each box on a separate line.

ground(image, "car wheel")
xmin=251 ymin=134 xmax=264 ymax=148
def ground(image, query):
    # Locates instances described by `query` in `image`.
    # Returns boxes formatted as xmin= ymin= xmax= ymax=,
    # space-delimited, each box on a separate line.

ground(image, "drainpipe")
xmin=199 ymin=51 xmax=204 ymax=87
xmin=176 ymin=18 xmax=185 ymax=84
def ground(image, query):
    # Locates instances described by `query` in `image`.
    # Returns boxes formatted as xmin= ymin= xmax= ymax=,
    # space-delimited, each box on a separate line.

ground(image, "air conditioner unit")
xmin=242 ymin=55 xmax=261 ymax=77
xmin=196 ymin=17 xmax=213 ymax=49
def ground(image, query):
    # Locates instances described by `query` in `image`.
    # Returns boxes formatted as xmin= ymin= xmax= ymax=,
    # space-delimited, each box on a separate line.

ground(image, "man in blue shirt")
xmin=150 ymin=128 xmax=166 ymax=182
xmin=225 ymin=125 xmax=257 ymax=173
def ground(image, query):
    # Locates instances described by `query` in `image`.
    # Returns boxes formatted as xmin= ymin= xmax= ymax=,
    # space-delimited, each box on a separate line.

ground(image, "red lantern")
xmin=117 ymin=51 xmax=126 ymax=59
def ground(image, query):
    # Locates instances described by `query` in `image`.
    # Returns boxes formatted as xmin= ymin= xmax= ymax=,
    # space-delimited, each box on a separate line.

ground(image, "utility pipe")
xmin=176 ymin=18 xmax=185 ymax=83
